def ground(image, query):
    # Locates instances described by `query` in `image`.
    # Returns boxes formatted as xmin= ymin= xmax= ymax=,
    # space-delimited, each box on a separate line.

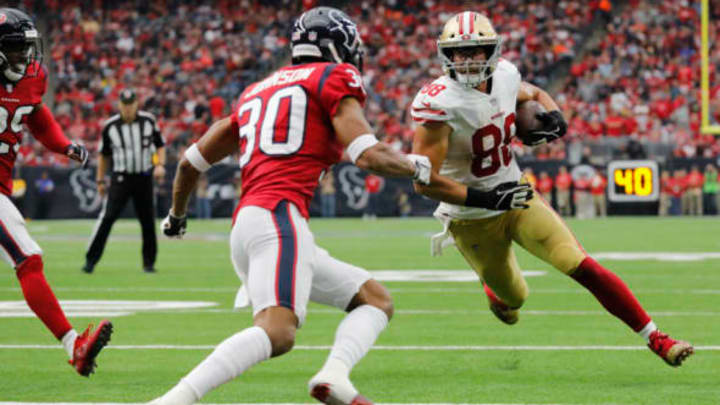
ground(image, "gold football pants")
xmin=449 ymin=194 xmax=587 ymax=308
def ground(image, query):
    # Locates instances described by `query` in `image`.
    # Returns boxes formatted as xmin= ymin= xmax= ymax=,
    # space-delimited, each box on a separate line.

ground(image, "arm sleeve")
xmin=99 ymin=123 xmax=112 ymax=156
xmin=318 ymin=63 xmax=367 ymax=118
xmin=26 ymin=104 xmax=71 ymax=154
xmin=152 ymin=118 xmax=165 ymax=148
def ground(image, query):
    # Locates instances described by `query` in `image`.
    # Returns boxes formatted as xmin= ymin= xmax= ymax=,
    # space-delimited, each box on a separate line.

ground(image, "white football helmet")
xmin=437 ymin=11 xmax=503 ymax=89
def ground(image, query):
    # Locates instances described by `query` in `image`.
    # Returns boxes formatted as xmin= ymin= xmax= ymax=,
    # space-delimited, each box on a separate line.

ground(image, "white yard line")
xmin=3 ymin=287 xmax=720 ymax=295
xmin=1 ymin=306 xmax=718 ymax=318
xmin=1 ymin=344 xmax=719 ymax=351
xmin=594 ymin=252 xmax=720 ymax=261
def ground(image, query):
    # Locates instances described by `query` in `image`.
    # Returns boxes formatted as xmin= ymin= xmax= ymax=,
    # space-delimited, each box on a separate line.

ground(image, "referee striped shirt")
xmin=99 ymin=111 xmax=165 ymax=174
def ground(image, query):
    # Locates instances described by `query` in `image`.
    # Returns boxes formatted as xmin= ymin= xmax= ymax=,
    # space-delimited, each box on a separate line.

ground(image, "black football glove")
xmin=66 ymin=143 xmax=89 ymax=168
xmin=522 ymin=110 xmax=567 ymax=146
xmin=161 ymin=213 xmax=187 ymax=238
xmin=465 ymin=181 xmax=533 ymax=211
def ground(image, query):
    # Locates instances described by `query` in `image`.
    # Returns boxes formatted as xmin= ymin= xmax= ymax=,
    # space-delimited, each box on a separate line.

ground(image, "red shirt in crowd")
xmin=605 ymin=114 xmax=626 ymax=136
xmin=536 ymin=176 xmax=553 ymax=194
xmin=590 ymin=174 xmax=607 ymax=195
xmin=209 ymin=96 xmax=226 ymax=119
xmin=661 ymin=176 xmax=673 ymax=194
xmin=555 ymin=172 xmax=573 ymax=191
xmin=666 ymin=177 xmax=687 ymax=198
xmin=686 ymin=171 xmax=704 ymax=189
xmin=574 ymin=177 xmax=591 ymax=192
xmin=651 ymin=98 xmax=674 ymax=120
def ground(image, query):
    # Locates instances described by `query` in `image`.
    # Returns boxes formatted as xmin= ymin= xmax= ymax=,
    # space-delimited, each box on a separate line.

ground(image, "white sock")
xmin=154 ymin=380 xmax=198 ymax=405
xmin=322 ymin=305 xmax=389 ymax=377
xmin=638 ymin=320 xmax=658 ymax=342
xmin=61 ymin=329 xmax=77 ymax=359
xmin=177 ymin=326 xmax=272 ymax=401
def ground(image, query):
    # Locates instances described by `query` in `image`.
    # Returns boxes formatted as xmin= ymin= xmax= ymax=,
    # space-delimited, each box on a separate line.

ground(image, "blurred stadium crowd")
xmin=9 ymin=0 xmax=720 ymax=167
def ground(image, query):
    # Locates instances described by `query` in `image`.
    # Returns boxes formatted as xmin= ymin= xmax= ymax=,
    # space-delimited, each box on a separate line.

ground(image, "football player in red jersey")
xmin=0 ymin=8 xmax=112 ymax=376
xmin=154 ymin=7 xmax=431 ymax=405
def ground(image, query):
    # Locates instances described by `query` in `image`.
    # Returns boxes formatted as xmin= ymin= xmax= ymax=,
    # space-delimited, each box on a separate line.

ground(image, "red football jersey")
xmin=231 ymin=62 xmax=366 ymax=218
xmin=0 ymin=62 xmax=47 ymax=195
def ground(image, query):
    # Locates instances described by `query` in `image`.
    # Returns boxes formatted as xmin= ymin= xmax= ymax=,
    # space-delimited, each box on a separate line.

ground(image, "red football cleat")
xmin=647 ymin=330 xmax=694 ymax=367
xmin=310 ymin=383 xmax=373 ymax=405
xmin=483 ymin=283 xmax=519 ymax=325
xmin=69 ymin=320 xmax=113 ymax=376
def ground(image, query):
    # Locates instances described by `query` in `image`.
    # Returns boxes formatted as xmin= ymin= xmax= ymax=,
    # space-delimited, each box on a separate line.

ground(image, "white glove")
xmin=406 ymin=154 xmax=432 ymax=185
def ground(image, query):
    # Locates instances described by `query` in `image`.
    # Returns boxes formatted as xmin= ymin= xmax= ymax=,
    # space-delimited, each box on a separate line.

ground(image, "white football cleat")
xmin=308 ymin=371 xmax=373 ymax=405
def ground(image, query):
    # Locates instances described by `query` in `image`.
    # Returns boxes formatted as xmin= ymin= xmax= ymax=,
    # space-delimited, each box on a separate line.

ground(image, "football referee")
xmin=83 ymin=89 xmax=166 ymax=273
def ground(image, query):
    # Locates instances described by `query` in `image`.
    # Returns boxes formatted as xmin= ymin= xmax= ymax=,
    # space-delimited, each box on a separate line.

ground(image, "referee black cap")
xmin=119 ymin=88 xmax=137 ymax=104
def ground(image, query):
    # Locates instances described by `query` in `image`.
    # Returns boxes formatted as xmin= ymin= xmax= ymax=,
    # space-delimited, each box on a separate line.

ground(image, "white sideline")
xmin=0 ymin=344 xmax=719 ymax=351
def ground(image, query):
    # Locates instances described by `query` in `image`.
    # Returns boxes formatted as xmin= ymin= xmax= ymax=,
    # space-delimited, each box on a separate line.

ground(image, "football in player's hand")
xmin=515 ymin=100 xmax=546 ymax=142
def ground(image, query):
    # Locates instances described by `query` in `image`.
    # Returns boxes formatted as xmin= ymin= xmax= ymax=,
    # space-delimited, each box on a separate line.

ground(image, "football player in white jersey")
xmin=410 ymin=11 xmax=693 ymax=367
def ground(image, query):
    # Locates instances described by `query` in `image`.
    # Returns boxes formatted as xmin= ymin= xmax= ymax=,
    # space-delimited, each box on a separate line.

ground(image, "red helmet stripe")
xmin=457 ymin=14 xmax=463 ymax=35
xmin=469 ymin=12 xmax=475 ymax=33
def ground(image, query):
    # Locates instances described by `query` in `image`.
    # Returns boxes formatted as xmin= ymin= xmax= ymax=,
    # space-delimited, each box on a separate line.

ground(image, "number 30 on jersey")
xmin=236 ymin=85 xmax=307 ymax=167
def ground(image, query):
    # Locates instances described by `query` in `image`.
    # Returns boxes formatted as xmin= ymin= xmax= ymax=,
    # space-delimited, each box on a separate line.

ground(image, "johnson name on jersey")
xmin=231 ymin=61 xmax=366 ymax=219
xmin=0 ymin=62 xmax=47 ymax=195
xmin=411 ymin=58 xmax=522 ymax=220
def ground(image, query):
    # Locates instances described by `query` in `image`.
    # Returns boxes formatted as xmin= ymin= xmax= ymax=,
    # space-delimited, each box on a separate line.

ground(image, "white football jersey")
xmin=411 ymin=59 xmax=522 ymax=220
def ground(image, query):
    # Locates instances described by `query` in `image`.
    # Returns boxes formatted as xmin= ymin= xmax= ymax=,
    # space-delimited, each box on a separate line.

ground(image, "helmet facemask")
xmin=0 ymin=25 xmax=41 ymax=82
xmin=439 ymin=39 xmax=502 ymax=89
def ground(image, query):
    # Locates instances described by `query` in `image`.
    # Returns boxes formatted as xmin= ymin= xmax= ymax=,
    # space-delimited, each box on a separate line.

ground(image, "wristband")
xmin=465 ymin=187 xmax=490 ymax=208
xmin=347 ymin=134 xmax=379 ymax=163
xmin=185 ymin=143 xmax=211 ymax=172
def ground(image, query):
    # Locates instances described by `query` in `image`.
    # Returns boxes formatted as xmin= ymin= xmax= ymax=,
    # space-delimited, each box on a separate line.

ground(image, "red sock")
xmin=16 ymin=255 xmax=73 ymax=340
xmin=571 ymin=257 xmax=651 ymax=332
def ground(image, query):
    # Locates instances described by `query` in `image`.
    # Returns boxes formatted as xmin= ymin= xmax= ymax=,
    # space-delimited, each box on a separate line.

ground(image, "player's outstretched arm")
xmin=412 ymin=122 xmax=532 ymax=211
xmin=517 ymin=82 xmax=567 ymax=145
xmin=27 ymin=103 xmax=88 ymax=167
xmin=332 ymin=97 xmax=431 ymax=185
xmin=412 ymin=121 xmax=467 ymax=205
xmin=163 ymin=116 xmax=237 ymax=238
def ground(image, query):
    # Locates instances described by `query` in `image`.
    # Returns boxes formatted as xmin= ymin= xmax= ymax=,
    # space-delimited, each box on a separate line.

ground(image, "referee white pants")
xmin=0 ymin=194 xmax=42 ymax=268
xmin=230 ymin=200 xmax=371 ymax=326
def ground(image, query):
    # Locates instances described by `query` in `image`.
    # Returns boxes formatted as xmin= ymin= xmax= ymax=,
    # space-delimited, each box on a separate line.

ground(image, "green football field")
xmin=0 ymin=216 xmax=718 ymax=405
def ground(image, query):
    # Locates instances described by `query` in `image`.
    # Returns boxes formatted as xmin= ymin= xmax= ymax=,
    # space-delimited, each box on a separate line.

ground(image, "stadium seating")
xmin=14 ymin=0 xmax=719 ymax=164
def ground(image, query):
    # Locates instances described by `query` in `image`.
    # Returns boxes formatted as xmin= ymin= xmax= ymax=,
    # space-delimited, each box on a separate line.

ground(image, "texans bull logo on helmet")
xmin=290 ymin=6 xmax=364 ymax=71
